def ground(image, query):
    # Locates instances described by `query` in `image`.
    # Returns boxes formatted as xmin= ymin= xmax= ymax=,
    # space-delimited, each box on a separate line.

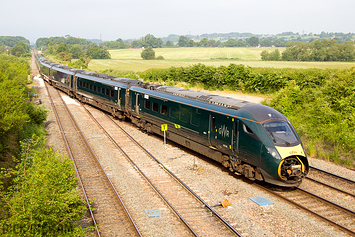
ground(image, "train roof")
xmin=131 ymin=86 xmax=287 ymax=124
xmin=52 ymin=64 xmax=76 ymax=75
xmin=75 ymin=72 xmax=130 ymax=88
xmin=156 ymin=86 xmax=250 ymax=110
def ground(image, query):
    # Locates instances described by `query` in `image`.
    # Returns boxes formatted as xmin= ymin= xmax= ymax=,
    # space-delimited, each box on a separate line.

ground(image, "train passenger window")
xmin=79 ymin=81 xmax=82 ymax=87
xmin=191 ymin=112 xmax=200 ymax=126
xmin=93 ymin=85 xmax=96 ymax=91
xmin=89 ymin=84 xmax=92 ymax=90
xmin=234 ymin=122 xmax=238 ymax=136
xmin=83 ymin=82 xmax=86 ymax=88
xmin=242 ymin=122 xmax=260 ymax=140
xmin=86 ymin=83 xmax=89 ymax=89
xmin=101 ymin=88 xmax=105 ymax=94
xmin=97 ymin=86 xmax=100 ymax=93
xmin=152 ymin=102 xmax=159 ymax=112
xmin=161 ymin=105 xmax=168 ymax=115
xmin=180 ymin=109 xmax=189 ymax=123
xmin=106 ymin=88 xmax=109 ymax=96
xmin=211 ymin=116 xmax=216 ymax=131
xmin=110 ymin=90 xmax=114 ymax=97
xmin=144 ymin=100 xmax=151 ymax=109
xmin=243 ymin=124 xmax=254 ymax=134
xmin=169 ymin=107 xmax=178 ymax=119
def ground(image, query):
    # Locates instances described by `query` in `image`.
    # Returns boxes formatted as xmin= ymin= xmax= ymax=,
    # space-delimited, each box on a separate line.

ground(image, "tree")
xmin=69 ymin=45 xmax=84 ymax=59
xmin=141 ymin=47 xmax=155 ymax=60
xmin=141 ymin=34 xmax=163 ymax=48
xmin=10 ymin=42 xmax=28 ymax=57
xmin=165 ymin=40 xmax=174 ymax=47
xmin=86 ymin=45 xmax=111 ymax=59
xmin=178 ymin=36 xmax=194 ymax=47
xmin=0 ymin=55 xmax=30 ymax=134
xmin=59 ymin=52 xmax=73 ymax=61
xmin=246 ymin=36 xmax=260 ymax=47
xmin=56 ymin=42 xmax=69 ymax=54
xmin=260 ymin=39 xmax=273 ymax=47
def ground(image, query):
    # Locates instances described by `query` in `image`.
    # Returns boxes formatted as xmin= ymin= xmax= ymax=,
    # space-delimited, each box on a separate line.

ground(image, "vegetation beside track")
xmin=0 ymin=54 xmax=90 ymax=236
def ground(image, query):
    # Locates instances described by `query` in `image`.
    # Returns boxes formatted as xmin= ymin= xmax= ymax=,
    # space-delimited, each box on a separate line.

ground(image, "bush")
xmin=86 ymin=46 xmax=110 ymax=59
xmin=0 ymin=138 xmax=89 ymax=236
xmin=26 ymin=103 xmax=48 ymax=125
xmin=141 ymin=47 xmax=155 ymax=60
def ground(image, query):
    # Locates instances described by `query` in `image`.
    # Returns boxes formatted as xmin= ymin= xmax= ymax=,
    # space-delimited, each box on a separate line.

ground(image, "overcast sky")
xmin=2 ymin=0 xmax=355 ymax=44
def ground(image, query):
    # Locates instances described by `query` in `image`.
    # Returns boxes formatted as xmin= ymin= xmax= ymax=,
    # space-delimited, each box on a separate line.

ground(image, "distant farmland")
xmin=88 ymin=47 xmax=354 ymax=72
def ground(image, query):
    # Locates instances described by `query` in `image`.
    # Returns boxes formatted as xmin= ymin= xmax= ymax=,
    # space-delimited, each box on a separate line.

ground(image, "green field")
xmin=88 ymin=47 xmax=355 ymax=72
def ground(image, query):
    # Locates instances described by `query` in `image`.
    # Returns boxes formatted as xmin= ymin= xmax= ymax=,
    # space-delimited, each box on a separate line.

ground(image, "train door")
xmin=135 ymin=93 xmax=140 ymax=114
xmin=236 ymin=120 xmax=263 ymax=166
xmin=128 ymin=91 xmax=140 ymax=115
xmin=209 ymin=113 xmax=232 ymax=149
xmin=232 ymin=119 xmax=239 ymax=156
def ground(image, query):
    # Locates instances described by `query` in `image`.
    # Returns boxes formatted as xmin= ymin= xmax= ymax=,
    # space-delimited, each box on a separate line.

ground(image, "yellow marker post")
xmin=161 ymin=124 xmax=168 ymax=149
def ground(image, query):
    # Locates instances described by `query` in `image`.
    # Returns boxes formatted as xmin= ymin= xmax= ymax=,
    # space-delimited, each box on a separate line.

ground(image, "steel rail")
xmin=82 ymin=105 xmax=200 ymax=237
xmin=256 ymin=183 xmax=355 ymax=236
xmin=309 ymin=166 xmax=355 ymax=183
xmin=62 ymin=94 xmax=142 ymax=237
xmin=44 ymin=82 xmax=101 ymax=237
xmin=307 ymin=166 xmax=355 ymax=198
xmin=104 ymin=113 xmax=243 ymax=237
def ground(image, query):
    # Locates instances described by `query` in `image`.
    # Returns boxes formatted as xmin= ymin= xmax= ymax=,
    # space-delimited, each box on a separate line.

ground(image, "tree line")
xmin=0 ymin=36 xmax=29 ymax=47
xmin=261 ymin=39 xmax=355 ymax=61
xmin=0 ymin=37 xmax=31 ymax=57
xmin=37 ymin=36 xmax=111 ymax=69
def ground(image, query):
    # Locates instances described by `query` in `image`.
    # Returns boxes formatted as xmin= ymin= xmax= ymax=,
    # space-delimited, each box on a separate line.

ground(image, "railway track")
xmin=307 ymin=166 xmax=355 ymax=198
xmin=257 ymin=165 xmax=355 ymax=236
xmin=45 ymin=83 xmax=141 ymax=236
xmin=82 ymin=104 xmax=244 ymax=237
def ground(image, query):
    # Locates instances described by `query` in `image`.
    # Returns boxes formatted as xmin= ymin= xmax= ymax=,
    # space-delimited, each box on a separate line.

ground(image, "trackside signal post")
xmin=161 ymin=124 xmax=168 ymax=149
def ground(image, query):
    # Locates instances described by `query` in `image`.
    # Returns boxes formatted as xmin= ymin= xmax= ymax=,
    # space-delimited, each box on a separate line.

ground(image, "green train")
xmin=35 ymin=53 xmax=309 ymax=187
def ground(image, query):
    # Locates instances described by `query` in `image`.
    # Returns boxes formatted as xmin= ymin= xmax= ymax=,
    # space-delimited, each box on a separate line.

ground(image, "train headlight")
xmin=266 ymin=147 xmax=282 ymax=160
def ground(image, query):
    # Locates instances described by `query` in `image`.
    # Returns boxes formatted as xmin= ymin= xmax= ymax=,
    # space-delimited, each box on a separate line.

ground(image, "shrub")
xmin=141 ymin=47 xmax=155 ymax=60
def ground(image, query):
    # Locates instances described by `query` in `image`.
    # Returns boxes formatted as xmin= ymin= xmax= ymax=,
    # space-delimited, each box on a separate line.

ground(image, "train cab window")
xmin=144 ymin=100 xmax=151 ymax=109
xmin=79 ymin=81 xmax=82 ymax=87
xmin=110 ymin=90 xmax=114 ymax=97
xmin=97 ymin=86 xmax=100 ymax=93
xmin=93 ymin=85 xmax=96 ymax=91
xmin=161 ymin=105 xmax=168 ymax=115
xmin=152 ymin=102 xmax=159 ymax=112
xmin=263 ymin=121 xmax=298 ymax=145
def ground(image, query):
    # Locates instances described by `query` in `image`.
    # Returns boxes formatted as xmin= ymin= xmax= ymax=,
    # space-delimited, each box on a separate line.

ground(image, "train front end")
xmin=260 ymin=119 xmax=309 ymax=186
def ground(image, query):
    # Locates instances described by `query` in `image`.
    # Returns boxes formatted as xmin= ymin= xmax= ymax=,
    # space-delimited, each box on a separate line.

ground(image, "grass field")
xmin=88 ymin=47 xmax=355 ymax=72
